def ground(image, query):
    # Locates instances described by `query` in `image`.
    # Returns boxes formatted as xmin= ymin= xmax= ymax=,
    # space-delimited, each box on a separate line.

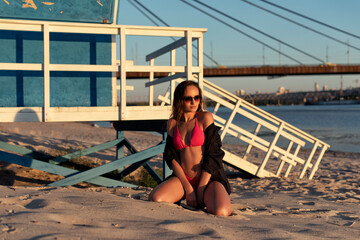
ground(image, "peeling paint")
xmin=3 ymin=0 xmax=10 ymax=5
xmin=97 ymin=0 xmax=103 ymax=7
xmin=22 ymin=0 xmax=37 ymax=10
xmin=42 ymin=2 xmax=54 ymax=5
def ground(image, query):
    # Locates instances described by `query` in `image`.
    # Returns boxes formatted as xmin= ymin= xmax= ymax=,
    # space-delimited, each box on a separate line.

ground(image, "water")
xmin=213 ymin=104 xmax=360 ymax=153
xmin=95 ymin=104 xmax=360 ymax=153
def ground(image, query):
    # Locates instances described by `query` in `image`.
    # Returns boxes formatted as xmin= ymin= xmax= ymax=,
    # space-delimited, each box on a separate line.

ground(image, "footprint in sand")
xmin=298 ymin=201 xmax=316 ymax=206
xmin=24 ymin=199 xmax=49 ymax=209
xmin=158 ymin=220 xmax=221 ymax=237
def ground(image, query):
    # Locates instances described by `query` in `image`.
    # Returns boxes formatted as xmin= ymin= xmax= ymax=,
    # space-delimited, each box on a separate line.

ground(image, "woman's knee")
xmin=148 ymin=190 xmax=167 ymax=202
xmin=213 ymin=205 xmax=232 ymax=216
xmin=148 ymin=177 xmax=183 ymax=203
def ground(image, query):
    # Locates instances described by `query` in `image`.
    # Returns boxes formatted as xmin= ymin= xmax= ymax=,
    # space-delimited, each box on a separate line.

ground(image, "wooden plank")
xmin=0 ymin=142 xmax=34 ymax=155
xmin=146 ymin=37 xmax=187 ymax=61
xmin=145 ymin=73 xmax=186 ymax=88
xmin=48 ymin=143 xmax=165 ymax=186
xmin=223 ymin=149 xmax=274 ymax=177
xmin=0 ymin=150 xmax=136 ymax=187
xmin=49 ymin=25 xmax=118 ymax=35
xmin=0 ymin=22 xmax=42 ymax=32
xmin=49 ymin=138 xmax=125 ymax=164
xmin=0 ymin=63 xmax=42 ymax=71
xmin=49 ymin=64 xmax=117 ymax=72
xmin=126 ymin=65 xmax=187 ymax=73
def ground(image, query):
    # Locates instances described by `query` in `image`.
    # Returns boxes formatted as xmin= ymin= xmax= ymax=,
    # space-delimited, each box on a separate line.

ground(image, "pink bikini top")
xmin=173 ymin=118 xmax=205 ymax=150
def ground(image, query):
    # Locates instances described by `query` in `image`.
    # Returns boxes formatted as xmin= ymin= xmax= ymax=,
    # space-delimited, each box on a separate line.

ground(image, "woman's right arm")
xmin=171 ymin=159 xmax=197 ymax=207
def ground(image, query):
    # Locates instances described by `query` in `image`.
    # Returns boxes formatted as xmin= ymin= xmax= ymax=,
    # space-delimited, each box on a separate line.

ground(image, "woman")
xmin=149 ymin=80 xmax=232 ymax=216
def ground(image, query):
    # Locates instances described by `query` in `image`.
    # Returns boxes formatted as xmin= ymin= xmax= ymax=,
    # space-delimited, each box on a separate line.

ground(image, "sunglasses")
xmin=183 ymin=95 xmax=201 ymax=103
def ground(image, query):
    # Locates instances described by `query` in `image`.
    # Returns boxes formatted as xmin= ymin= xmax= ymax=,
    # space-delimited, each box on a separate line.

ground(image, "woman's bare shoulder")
xmin=167 ymin=118 xmax=177 ymax=136
xmin=197 ymin=111 xmax=214 ymax=130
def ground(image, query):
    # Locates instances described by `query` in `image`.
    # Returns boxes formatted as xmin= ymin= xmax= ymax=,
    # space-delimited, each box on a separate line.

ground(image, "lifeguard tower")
xmin=0 ymin=0 xmax=329 ymax=188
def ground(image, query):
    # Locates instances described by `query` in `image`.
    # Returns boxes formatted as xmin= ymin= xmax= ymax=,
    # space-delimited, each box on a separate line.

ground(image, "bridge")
xmin=122 ymin=64 xmax=360 ymax=79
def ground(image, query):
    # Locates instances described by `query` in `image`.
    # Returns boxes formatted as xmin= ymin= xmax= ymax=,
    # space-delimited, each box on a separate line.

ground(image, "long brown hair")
xmin=171 ymin=80 xmax=204 ymax=121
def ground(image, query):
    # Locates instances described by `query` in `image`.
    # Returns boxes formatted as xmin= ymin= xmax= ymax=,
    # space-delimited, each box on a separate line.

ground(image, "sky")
xmin=116 ymin=0 xmax=360 ymax=95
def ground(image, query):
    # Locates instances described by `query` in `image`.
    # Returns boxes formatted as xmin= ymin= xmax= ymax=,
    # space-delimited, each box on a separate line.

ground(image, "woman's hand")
xmin=185 ymin=188 xmax=197 ymax=208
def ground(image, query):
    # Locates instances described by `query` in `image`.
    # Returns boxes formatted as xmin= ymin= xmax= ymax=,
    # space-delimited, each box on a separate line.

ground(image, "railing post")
xmin=170 ymin=49 xmax=176 ymax=105
xmin=149 ymin=59 xmax=154 ymax=106
xmin=119 ymin=27 xmax=127 ymax=120
xmin=162 ymin=132 xmax=172 ymax=178
xmin=111 ymin=34 xmax=118 ymax=107
xmin=43 ymin=24 xmax=50 ymax=122
xmin=213 ymin=102 xmax=221 ymax=115
xmin=116 ymin=130 xmax=125 ymax=160
xmin=309 ymin=145 xmax=327 ymax=179
xmin=186 ymin=30 xmax=192 ymax=81
xmin=275 ymin=141 xmax=293 ymax=176
xmin=299 ymin=141 xmax=319 ymax=179
xmin=256 ymin=122 xmax=284 ymax=177
xmin=284 ymin=144 xmax=301 ymax=177
xmin=220 ymin=100 xmax=241 ymax=140
xmin=243 ymin=123 xmax=262 ymax=160
xmin=198 ymin=35 xmax=204 ymax=89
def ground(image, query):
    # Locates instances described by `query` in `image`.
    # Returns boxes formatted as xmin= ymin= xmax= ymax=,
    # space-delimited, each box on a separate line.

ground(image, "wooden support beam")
xmin=0 ymin=150 xmax=136 ymax=187
xmin=48 ymin=143 xmax=165 ymax=187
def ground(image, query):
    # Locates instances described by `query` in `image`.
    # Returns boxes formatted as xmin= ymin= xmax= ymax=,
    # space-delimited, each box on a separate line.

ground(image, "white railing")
xmin=0 ymin=18 xmax=206 ymax=122
xmin=157 ymin=78 xmax=330 ymax=180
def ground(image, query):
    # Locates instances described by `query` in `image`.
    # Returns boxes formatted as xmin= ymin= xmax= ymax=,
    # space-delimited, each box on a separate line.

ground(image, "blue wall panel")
xmin=0 ymin=0 xmax=116 ymax=24
xmin=0 ymin=30 xmax=113 ymax=107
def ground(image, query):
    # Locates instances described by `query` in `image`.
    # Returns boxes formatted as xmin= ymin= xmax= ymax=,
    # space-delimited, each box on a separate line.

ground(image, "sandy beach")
xmin=0 ymin=122 xmax=359 ymax=239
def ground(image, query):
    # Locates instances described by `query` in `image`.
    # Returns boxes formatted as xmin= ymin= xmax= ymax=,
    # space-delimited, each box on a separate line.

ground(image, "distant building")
xmin=323 ymin=85 xmax=328 ymax=91
xmin=276 ymin=86 xmax=290 ymax=95
xmin=236 ymin=89 xmax=245 ymax=96
xmin=279 ymin=86 xmax=285 ymax=94
xmin=315 ymin=83 xmax=319 ymax=92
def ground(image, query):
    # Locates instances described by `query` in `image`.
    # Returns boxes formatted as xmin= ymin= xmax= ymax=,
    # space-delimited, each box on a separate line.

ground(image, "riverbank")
xmin=0 ymin=122 xmax=359 ymax=239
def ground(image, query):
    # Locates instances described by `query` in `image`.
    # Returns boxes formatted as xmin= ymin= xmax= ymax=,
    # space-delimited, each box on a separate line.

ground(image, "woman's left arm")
xmin=197 ymin=112 xmax=215 ymax=206
xmin=197 ymin=170 xmax=211 ymax=206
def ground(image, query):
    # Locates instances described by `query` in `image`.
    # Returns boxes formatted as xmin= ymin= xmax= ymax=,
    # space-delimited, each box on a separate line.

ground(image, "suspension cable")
xmin=260 ymin=0 xmax=360 ymax=40
xmin=242 ymin=0 xmax=360 ymax=52
xmin=132 ymin=0 xmax=220 ymax=66
xmin=181 ymin=0 xmax=303 ymax=65
xmin=194 ymin=0 xmax=324 ymax=64
xmin=128 ymin=0 xmax=160 ymax=26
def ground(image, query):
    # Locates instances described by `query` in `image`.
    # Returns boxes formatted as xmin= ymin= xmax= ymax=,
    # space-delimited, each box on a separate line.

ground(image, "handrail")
xmin=146 ymin=37 xmax=196 ymax=61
